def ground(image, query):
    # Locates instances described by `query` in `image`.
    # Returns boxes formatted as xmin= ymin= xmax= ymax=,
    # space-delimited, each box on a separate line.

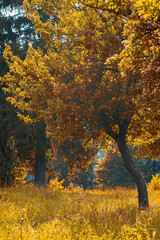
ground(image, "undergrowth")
xmin=0 ymin=185 xmax=160 ymax=239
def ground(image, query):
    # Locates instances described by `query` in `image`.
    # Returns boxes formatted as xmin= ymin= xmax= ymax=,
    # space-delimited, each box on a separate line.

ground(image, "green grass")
xmin=0 ymin=185 xmax=160 ymax=239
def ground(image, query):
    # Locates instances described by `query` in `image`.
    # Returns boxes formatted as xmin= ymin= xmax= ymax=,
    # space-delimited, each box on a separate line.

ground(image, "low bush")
xmin=148 ymin=174 xmax=160 ymax=190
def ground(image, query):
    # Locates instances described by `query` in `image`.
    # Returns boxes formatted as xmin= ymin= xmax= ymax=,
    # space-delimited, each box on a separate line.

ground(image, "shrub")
xmin=148 ymin=174 xmax=160 ymax=190
xmin=67 ymin=182 xmax=83 ymax=192
xmin=48 ymin=177 xmax=64 ymax=192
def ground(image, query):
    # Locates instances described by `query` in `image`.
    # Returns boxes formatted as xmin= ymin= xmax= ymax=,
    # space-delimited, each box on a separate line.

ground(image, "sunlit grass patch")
xmin=0 ymin=185 xmax=160 ymax=239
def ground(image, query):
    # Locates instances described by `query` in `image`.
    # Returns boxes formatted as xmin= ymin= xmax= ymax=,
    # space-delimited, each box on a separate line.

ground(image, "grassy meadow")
xmin=0 ymin=185 xmax=160 ymax=240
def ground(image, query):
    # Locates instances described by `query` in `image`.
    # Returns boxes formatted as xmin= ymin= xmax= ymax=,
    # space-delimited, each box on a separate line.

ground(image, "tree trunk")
xmin=35 ymin=157 xmax=47 ymax=187
xmin=34 ymin=124 xmax=47 ymax=187
xmin=116 ymin=134 xmax=149 ymax=209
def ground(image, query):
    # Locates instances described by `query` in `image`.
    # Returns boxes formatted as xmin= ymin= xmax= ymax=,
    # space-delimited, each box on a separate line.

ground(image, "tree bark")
xmin=115 ymin=134 xmax=149 ymax=209
xmin=35 ymin=157 xmax=47 ymax=187
xmin=34 ymin=124 xmax=47 ymax=187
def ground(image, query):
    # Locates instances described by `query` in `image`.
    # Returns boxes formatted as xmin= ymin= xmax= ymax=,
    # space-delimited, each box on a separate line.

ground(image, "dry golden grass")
xmin=0 ymin=185 xmax=160 ymax=239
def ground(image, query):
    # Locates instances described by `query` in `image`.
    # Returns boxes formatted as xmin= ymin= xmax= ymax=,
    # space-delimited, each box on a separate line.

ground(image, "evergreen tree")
xmin=95 ymin=144 xmax=159 ymax=188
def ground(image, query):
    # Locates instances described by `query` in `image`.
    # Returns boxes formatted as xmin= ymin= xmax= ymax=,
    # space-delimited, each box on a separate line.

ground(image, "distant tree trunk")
xmin=115 ymin=133 xmax=149 ymax=209
xmin=34 ymin=124 xmax=47 ymax=187
xmin=0 ymin=140 xmax=12 ymax=186
xmin=35 ymin=157 xmax=47 ymax=187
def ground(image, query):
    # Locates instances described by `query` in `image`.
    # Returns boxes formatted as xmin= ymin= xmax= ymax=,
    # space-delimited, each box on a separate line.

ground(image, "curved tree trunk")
xmin=115 ymin=134 xmax=149 ymax=209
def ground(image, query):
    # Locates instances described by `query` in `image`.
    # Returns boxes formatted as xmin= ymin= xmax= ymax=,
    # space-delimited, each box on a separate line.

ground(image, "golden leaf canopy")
xmin=1 ymin=0 xmax=159 ymax=157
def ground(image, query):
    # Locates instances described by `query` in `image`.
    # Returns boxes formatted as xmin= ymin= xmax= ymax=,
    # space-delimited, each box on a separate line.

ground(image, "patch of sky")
xmin=94 ymin=149 xmax=104 ymax=168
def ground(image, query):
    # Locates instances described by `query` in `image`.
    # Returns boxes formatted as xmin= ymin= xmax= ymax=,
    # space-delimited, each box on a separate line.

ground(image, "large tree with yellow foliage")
xmin=1 ymin=0 xmax=160 ymax=208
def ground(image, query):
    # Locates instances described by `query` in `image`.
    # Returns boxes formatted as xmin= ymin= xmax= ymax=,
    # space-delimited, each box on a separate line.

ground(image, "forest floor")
xmin=0 ymin=185 xmax=160 ymax=239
